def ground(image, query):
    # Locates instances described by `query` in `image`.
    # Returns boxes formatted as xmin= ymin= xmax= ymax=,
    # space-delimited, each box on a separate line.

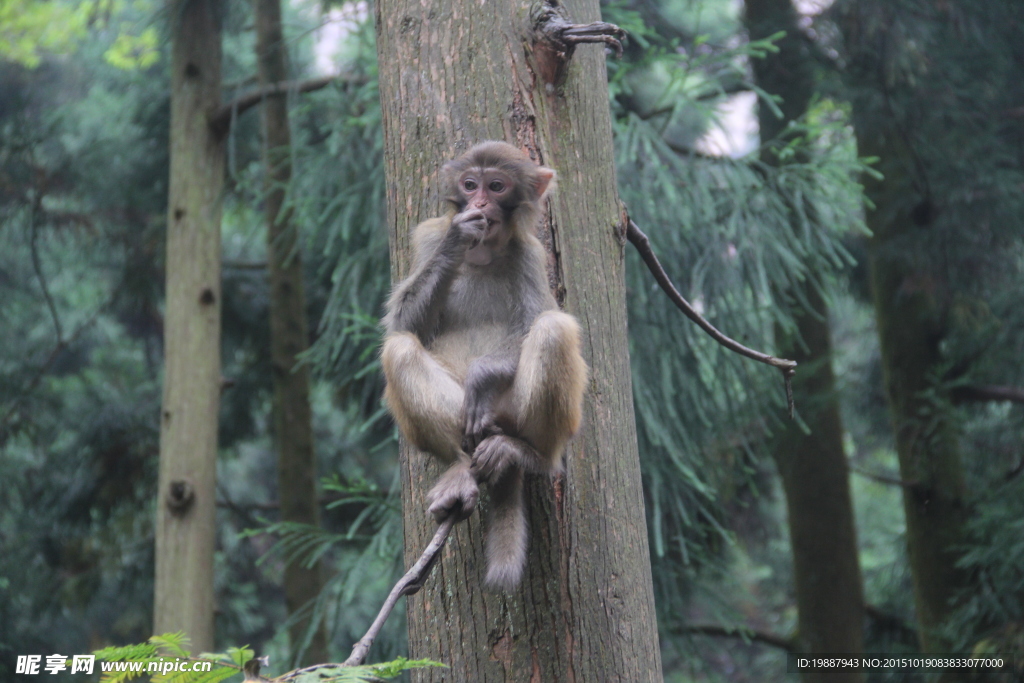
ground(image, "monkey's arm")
xmin=384 ymin=210 xmax=487 ymax=339
xmin=461 ymin=354 xmax=518 ymax=454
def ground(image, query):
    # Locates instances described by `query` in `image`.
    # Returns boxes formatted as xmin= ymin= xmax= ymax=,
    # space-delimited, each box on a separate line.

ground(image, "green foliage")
xmin=826 ymin=0 xmax=1024 ymax=663
xmin=944 ymin=475 xmax=1024 ymax=658
xmin=367 ymin=658 xmax=445 ymax=679
xmin=0 ymin=0 xmax=161 ymax=70
xmin=92 ymin=633 xmax=243 ymax=683
xmin=608 ymin=3 xmax=868 ymax=623
xmin=299 ymin=59 xmax=389 ymax=407
xmin=92 ymin=634 xmax=440 ymax=683
xmin=600 ymin=2 xmax=657 ymax=50
xmin=0 ymin=17 xmax=169 ymax=656
xmin=0 ymin=0 xmax=90 ymax=66
xmin=238 ymin=473 xmax=404 ymax=664
xmin=104 ymin=27 xmax=159 ymax=70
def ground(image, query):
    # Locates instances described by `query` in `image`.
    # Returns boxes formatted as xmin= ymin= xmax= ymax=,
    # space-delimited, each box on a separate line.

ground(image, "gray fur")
xmin=484 ymin=468 xmax=527 ymax=591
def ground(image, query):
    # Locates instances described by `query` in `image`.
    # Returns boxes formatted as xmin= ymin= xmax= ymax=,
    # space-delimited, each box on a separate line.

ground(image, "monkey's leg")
xmin=508 ymin=310 xmax=588 ymax=468
xmin=381 ymin=332 xmax=478 ymax=521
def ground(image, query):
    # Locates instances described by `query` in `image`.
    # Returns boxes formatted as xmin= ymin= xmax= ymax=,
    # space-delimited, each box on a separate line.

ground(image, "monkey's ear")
xmin=533 ymin=168 xmax=557 ymax=199
xmin=440 ymin=160 xmax=463 ymax=205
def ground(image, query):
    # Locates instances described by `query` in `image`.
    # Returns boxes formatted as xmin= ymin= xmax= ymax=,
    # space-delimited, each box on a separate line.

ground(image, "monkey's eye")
xmin=463 ymin=179 xmax=478 ymax=191
xmin=488 ymin=179 xmax=506 ymax=192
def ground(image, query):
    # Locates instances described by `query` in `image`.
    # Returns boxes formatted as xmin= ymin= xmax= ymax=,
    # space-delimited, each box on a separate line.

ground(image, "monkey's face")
xmin=457 ymin=169 xmax=516 ymax=235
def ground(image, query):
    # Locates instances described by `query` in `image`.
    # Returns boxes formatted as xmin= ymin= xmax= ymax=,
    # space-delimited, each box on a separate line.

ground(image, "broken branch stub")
xmin=532 ymin=2 xmax=626 ymax=86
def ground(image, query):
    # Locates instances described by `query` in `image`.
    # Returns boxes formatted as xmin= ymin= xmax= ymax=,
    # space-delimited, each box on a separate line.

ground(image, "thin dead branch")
xmin=29 ymin=198 xmax=63 ymax=343
xmin=224 ymin=260 xmax=269 ymax=270
xmin=216 ymin=492 xmax=383 ymax=512
xmin=0 ymin=305 xmax=107 ymax=441
xmin=848 ymin=464 xmax=917 ymax=488
xmin=951 ymin=384 xmax=1024 ymax=405
xmin=209 ymin=74 xmax=367 ymax=136
xmin=682 ymin=623 xmax=796 ymax=652
xmin=342 ymin=515 xmax=457 ymax=667
xmin=625 ymin=219 xmax=798 ymax=417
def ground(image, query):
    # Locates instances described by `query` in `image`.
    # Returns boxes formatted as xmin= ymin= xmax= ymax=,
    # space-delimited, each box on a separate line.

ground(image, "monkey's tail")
xmin=484 ymin=468 xmax=527 ymax=591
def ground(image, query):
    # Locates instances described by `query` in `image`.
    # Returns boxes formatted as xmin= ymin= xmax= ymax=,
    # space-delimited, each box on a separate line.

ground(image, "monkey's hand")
xmin=449 ymin=207 xmax=488 ymax=249
xmin=461 ymin=390 xmax=502 ymax=455
xmin=427 ymin=464 xmax=479 ymax=522
xmin=461 ymin=360 xmax=514 ymax=454
xmin=471 ymin=435 xmax=544 ymax=482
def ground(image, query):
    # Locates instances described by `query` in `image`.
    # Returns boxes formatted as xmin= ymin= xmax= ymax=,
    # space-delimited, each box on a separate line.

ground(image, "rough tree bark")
xmin=254 ymin=0 xmax=328 ymax=664
xmin=374 ymin=0 xmax=663 ymax=680
xmin=745 ymin=0 xmax=865 ymax=679
xmin=154 ymin=0 xmax=224 ymax=651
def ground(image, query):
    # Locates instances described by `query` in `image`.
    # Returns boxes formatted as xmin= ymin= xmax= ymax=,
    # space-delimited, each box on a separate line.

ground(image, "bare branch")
xmin=216 ymin=492 xmax=385 ymax=512
xmin=848 ymin=464 xmax=917 ymax=488
xmin=951 ymin=384 xmax=1024 ymax=405
xmin=224 ymin=260 xmax=269 ymax=270
xmin=0 ymin=303 xmax=109 ymax=442
xmin=29 ymin=198 xmax=63 ymax=343
xmin=558 ymin=22 xmax=626 ymax=57
xmin=681 ymin=623 xmax=796 ymax=652
xmin=625 ymin=219 xmax=798 ymax=417
xmin=342 ymin=515 xmax=457 ymax=667
xmin=531 ymin=4 xmax=625 ymax=85
xmin=635 ymin=84 xmax=752 ymax=121
xmin=209 ymin=74 xmax=367 ymax=136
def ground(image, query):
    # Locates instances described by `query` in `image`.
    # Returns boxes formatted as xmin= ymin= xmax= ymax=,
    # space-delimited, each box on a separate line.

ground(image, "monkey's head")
xmin=442 ymin=141 xmax=556 ymax=237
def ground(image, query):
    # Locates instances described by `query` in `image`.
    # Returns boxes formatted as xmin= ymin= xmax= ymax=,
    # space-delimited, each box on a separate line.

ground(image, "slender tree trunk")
xmin=745 ymin=2 xmax=865 ymax=679
xmin=154 ymin=0 xmax=224 ymax=651
xmin=772 ymin=289 xmax=866 ymax=678
xmin=374 ymin=0 xmax=662 ymax=680
xmin=857 ymin=131 xmax=968 ymax=655
xmin=253 ymin=0 xmax=328 ymax=665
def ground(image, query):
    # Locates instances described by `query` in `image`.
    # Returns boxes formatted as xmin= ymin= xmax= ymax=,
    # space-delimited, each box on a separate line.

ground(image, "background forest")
xmin=1 ymin=0 xmax=1022 ymax=681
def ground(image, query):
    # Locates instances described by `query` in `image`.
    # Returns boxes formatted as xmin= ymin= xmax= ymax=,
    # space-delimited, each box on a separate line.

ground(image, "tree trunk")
xmin=374 ymin=0 xmax=663 ymax=680
xmin=154 ymin=0 xmax=224 ymax=651
xmin=254 ymin=0 xmax=328 ymax=665
xmin=857 ymin=131 xmax=968 ymax=655
xmin=745 ymin=1 xmax=865 ymax=679
xmin=771 ymin=288 xmax=865 ymax=682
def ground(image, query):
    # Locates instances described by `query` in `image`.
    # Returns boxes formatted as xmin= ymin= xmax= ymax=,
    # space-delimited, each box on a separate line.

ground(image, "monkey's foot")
xmin=471 ymin=434 xmax=530 ymax=482
xmin=470 ymin=435 xmax=510 ymax=482
xmin=427 ymin=466 xmax=479 ymax=522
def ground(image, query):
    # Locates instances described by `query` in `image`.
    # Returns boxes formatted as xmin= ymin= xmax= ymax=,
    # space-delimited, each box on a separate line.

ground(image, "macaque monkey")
xmin=381 ymin=141 xmax=588 ymax=590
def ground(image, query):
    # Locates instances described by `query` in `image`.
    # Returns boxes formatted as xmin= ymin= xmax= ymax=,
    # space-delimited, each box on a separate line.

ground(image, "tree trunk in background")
xmin=857 ymin=131 xmax=968 ymax=655
xmin=254 ymin=0 xmax=328 ymax=665
xmin=154 ymin=0 xmax=224 ymax=651
xmin=374 ymin=0 xmax=663 ymax=680
xmin=770 ymin=287 xmax=866 ymax=681
xmin=746 ymin=0 xmax=865 ymax=678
